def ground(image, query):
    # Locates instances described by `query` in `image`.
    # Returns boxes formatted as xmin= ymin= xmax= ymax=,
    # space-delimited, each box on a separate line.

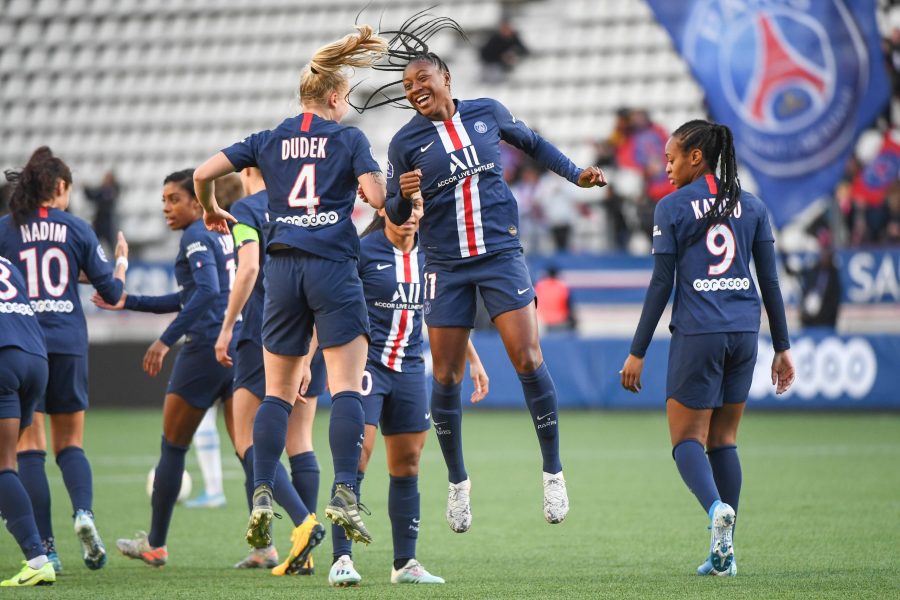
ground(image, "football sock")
xmin=252 ymin=396 xmax=292 ymax=490
xmin=708 ymin=444 xmax=742 ymax=534
xmin=430 ymin=379 xmax=467 ymax=484
xmin=518 ymin=362 xmax=563 ymax=474
xmin=240 ymin=447 xmax=254 ymax=512
xmin=16 ymin=450 xmax=53 ymax=541
xmin=388 ymin=475 xmax=419 ymax=565
xmin=289 ymin=451 xmax=320 ymax=514
xmin=56 ymin=446 xmax=93 ymax=513
xmin=274 ymin=460 xmax=309 ymax=526
xmin=672 ymin=439 xmax=720 ymax=513
xmin=331 ymin=471 xmax=364 ymax=560
xmin=329 ymin=391 xmax=364 ymax=487
xmin=0 ymin=469 xmax=44 ymax=560
xmin=193 ymin=405 xmax=224 ymax=497
xmin=148 ymin=436 xmax=189 ymax=548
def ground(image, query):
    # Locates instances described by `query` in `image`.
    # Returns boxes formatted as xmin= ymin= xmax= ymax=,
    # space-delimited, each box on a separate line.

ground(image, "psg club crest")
xmin=682 ymin=0 xmax=867 ymax=178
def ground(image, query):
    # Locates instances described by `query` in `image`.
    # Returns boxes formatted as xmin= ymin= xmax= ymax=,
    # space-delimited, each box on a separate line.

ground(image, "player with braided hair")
xmin=620 ymin=119 xmax=796 ymax=576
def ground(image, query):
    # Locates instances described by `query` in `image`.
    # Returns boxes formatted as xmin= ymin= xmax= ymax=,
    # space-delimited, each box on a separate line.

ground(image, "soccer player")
xmin=0 ymin=147 xmax=127 ymax=573
xmin=0 ymin=256 xmax=54 ymax=587
xmin=327 ymin=197 xmax=489 ymax=587
xmin=371 ymin=15 xmax=606 ymax=530
xmin=195 ymin=25 xmax=389 ymax=556
xmin=93 ymin=169 xmax=235 ymax=567
xmin=214 ymin=166 xmax=327 ymax=574
xmin=619 ymin=120 xmax=795 ymax=576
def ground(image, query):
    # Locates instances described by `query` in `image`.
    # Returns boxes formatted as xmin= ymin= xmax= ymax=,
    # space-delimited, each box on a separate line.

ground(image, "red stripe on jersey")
xmin=705 ymin=174 xmax=718 ymax=195
xmin=39 ymin=207 xmax=48 ymax=218
xmin=443 ymin=118 xmax=464 ymax=150
xmin=461 ymin=177 xmax=479 ymax=256
xmin=402 ymin=252 xmax=411 ymax=283
xmin=386 ymin=310 xmax=409 ymax=369
xmin=300 ymin=112 xmax=313 ymax=132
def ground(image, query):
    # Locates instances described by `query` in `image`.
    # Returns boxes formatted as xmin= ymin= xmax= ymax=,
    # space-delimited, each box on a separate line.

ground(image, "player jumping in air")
xmin=620 ymin=120 xmax=795 ymax=576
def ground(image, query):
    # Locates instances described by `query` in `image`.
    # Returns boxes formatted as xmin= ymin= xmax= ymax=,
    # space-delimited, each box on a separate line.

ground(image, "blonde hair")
xmin=300 ymin=25 xmax=388 ymax=105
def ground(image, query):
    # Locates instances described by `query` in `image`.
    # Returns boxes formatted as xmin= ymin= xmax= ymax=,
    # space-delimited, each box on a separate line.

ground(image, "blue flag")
xmin=646 ymin=0 xmax=890 ymax=227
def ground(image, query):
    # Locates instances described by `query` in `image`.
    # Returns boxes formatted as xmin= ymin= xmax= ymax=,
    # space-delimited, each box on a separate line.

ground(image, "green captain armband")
xmin=232 ymin=223 xmax=260 ymax=246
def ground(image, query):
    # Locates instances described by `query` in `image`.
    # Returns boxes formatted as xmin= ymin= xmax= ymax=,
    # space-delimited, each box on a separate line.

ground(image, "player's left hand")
xmin=143 ymin=339 xmax=170 ymax=377
xmin=772 ymin=349 xmax=795 ymax=395
xmin=203 ymin=204 xmax=236 ymax=234
xmin=577 ymin=166 xmax=607 ymax=188
xmin=620 ymin=354 xmax=644 ymax=393
xmin=92 ymin=291 xmax=126 ymax=310
xmin=469 ymin=361 xmax=490 ymax=403
xmin=295 ymin=358 xmax=312 ymax=403
xmin=215 ymin=327 xmax=233 ymax=367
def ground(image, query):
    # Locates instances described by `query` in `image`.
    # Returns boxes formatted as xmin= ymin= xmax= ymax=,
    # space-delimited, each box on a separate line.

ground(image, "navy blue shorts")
xmin=667 ymin=331 xmax=758 ymax=409
xmin=0 ymin=347 xmax=48 ymax=428
xmin=167 ymin=340 xmax=234 ymax=410
xmin=360 ymin=362 xmax=429 ymax=435
xmin=262 ymin=251 xmax=369 ymax=356
xmin=423 ymin=248 xmax=535 ymax=328
xmin=234 ymin=342 xmax=327 ymax=399
xmin=38 ymin=353 xmax=88 ymax=414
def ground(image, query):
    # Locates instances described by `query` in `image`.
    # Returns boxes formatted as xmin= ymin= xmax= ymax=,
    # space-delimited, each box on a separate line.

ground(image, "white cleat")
xmin=391 ymin=559 xmax=445 ymax=584
xmin=328 ymin=554 xmax=361 ymax=587
xmin=446 ymin=479 xmax=472 ymax=533
xmin=543 ymin=471 xmax=569 ymax=524
xmin=698 ymin=555 xmax=737 ymax=576
xmin=74 ymin=510 xmax=107 ymax=570
xmin=708 ymin=502 xmax=736 ymax=574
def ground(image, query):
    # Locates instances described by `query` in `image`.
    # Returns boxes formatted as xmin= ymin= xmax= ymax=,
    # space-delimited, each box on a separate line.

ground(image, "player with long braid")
xmin=620 ymin=120 xmax=795 ymax=576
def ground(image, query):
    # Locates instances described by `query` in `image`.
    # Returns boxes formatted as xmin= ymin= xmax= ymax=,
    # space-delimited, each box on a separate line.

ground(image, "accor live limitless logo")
xmin=437 ymin=145 xmax=495 ymax=188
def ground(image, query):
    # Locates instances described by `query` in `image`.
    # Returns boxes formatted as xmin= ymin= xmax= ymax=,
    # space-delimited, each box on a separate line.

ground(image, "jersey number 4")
xmin=288 ymin=164 xmax=320 ymax=214
xmin=706 ymin=224 xmax=735 ymax=276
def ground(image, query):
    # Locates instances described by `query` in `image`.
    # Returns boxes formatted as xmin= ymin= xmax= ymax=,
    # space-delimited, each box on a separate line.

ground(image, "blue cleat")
xmin=46 ymin=552 xmax=62 ymax=575
xmin=707 ymin=502 xmax=736 ymax=575
xmin=697 ymin=556 xmax=737 ymax=576
xmin=184 ymin=491 xmax=226 ymax=508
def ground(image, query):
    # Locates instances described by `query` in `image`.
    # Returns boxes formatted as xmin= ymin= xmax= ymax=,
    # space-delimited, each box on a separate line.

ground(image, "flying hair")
xmin=4 ymin=146 xmax=72 ymax=226
xmin=350 ymin=7 xmax=467 ymax=112
xmin=300 ymin=24 xmax=389 ymax=106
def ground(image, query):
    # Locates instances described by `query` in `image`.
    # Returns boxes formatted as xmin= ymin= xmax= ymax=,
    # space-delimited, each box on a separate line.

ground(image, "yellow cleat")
xmin=1 ymin=561 xmax=56 ymax=587
xmin=271 ymin=514 xmax=326 ymax=576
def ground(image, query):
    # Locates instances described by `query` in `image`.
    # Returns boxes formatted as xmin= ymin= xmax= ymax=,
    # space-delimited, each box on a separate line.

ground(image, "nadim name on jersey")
xmin=19 ymin=221 xmax=68 ymax=244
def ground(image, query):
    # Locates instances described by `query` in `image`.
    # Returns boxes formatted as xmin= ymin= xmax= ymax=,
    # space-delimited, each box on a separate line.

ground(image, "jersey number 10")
xmin=706 ymin=224 xmax=736 ymax=276
xmin=19 ymin=247 xmax=68 ymax=297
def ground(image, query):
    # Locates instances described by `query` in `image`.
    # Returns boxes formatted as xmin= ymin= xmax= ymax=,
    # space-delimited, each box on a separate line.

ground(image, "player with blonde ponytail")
xmin=194 ymin=25 xmax=388 ymax=573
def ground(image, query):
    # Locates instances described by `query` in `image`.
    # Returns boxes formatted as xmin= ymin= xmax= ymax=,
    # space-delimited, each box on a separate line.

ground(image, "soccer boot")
xmin=390 ymin=559 xmax=445 ymax=584
xmin=543 ymin=471 xmax=569 ymax=524
xmin=325 ymin=484 xmax=372 ymax=545
xmin=234 ymin=546 xmax=279 ymax=569
xmin=184 ymin=491 xmax=226 ymax=508
xmin=46 ymin=551 xmax=62 ymax=574
xmin=74 ymin=509 xmax=107 ymax=570
xmin=446 ymin=479 xmax=472 ymax=533
xmin=0 ymin=561 xmax=56 ymax=587
xmin=295 ymin=555 xmax=314 ymax=576
xmin=328 ymin=555 xmax=361 ymax=587
xmin=116 ymin=531 xmax=168 ymax=567
xmin=246 ymin=484 xmax=275 ymax=549
xmin=271 ymin=514 xmax=326 ymax=576
xmin=708 ymin=502 xmax=736 ymax=574
xmin=698 ymin=555 xmax=737 ymax=576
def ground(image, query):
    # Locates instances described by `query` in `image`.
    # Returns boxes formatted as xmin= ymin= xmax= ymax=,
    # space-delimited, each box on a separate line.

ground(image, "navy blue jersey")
xmin=0 ymin=255 xmax=47 ymax=357
xmin=652 ymin=175 xmax=775 ymax=335
xmin=0 ymin=208 xmax=122 ymax=355
xmin=222 ymin=113 xmax=380 ymax=260
xmin=359 ymin=230 xmax=424 ymax=373
xmin=229 ymin=191 xmax=268 ymax=345
xmin=386 ymin=98 xmax=582 ymax=261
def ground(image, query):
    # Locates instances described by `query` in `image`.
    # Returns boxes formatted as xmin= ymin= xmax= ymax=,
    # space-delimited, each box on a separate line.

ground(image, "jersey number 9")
xmin=706 ymin=224 xmax=735 ymax=276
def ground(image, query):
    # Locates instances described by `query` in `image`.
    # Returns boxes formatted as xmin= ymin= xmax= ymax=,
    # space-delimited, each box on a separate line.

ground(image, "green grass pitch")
xmin=1 ymin=409 xmax=898 ymax=599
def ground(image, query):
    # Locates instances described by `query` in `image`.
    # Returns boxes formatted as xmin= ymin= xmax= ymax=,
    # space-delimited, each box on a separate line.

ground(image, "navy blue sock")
xmin=708 ymin=444 xmax=742 ymax=538
xmin=331 ymin=471 xmax=364 ymax=560
xmin=252 ymin=396 xmax=292 ymax=490
xmin=329 ymin=392 xmax=364 ymax=487
xmin=672 ymin=439 xmax=720 ymax=513
xmin=388 ymin=475 xmax=419 ymax=563
xmin=148 ymin=436 xmax=189 ymax=548
xmin=0 ymin=470 xmax=44 ymax=560
xmin=431 ymin=379 xmax=467 ymax=484
xmin=274 ymin=460 xmax=309 ymax=525
xmin=289 ymin=451 xmax=320 ymax=514
xmin=518 ymin=362 xmax=563 ymax=474
xmin=239 ymin=449 xmax=253 ymax=513
xmin=16 ymin=450 xmax=53 ymax=542
xmin=56 ymin=446 xmax=93 ymax=514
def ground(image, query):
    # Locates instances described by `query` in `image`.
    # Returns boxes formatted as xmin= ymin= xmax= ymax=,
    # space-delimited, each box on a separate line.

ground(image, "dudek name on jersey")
xmin=19 ymin=222 xmax=67 ymax=244
xmin=282 ymin=137 xmax=328 ymax=160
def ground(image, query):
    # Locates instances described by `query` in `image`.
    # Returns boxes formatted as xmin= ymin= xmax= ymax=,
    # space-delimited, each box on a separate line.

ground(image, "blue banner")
xmin=646 ymin=0 xmax=890 ymax=227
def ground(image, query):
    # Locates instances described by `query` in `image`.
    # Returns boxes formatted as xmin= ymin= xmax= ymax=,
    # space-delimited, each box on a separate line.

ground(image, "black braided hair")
xmin=350 ymin=7 xmax=467 ymax=112
xmin=360 ymin=212 xmax=386 ymax=237
xmin=671 ymin=120 xmax=742 ymax=235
